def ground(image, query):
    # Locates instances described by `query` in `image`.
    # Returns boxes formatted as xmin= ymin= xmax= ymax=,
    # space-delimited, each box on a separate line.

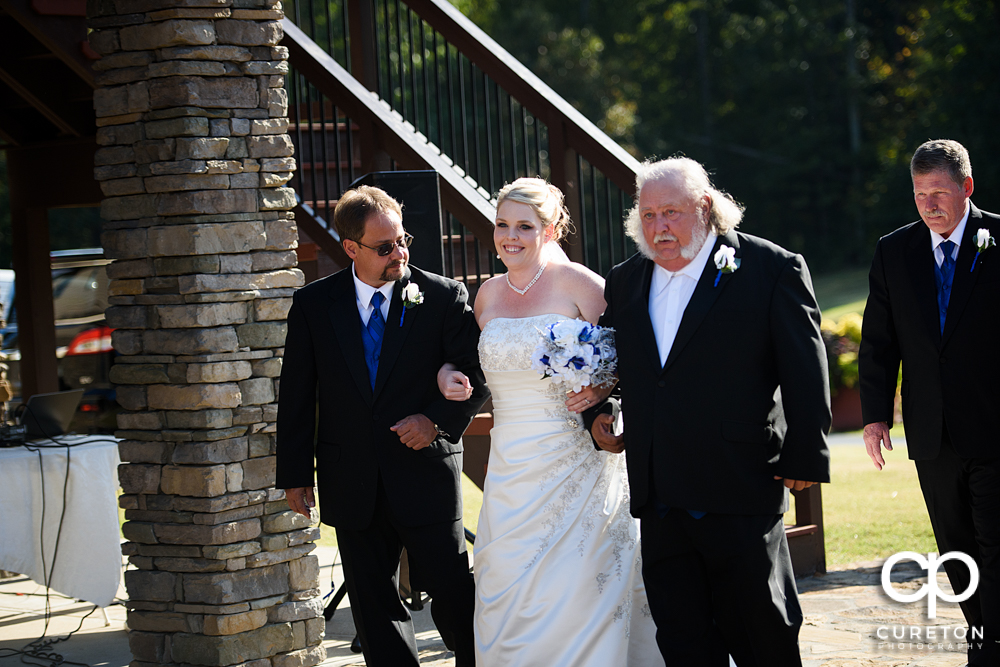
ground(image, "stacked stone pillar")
xmin=87 ymin=2 xmax=326 ymax=666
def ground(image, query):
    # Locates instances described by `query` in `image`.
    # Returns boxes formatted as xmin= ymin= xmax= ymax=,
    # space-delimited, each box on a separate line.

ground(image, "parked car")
xmin=1 ymin=249 xmax=118 ymax=433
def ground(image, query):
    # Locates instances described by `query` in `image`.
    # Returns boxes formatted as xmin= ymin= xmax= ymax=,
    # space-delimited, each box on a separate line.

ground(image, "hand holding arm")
xmin=437 ymin=362 xmax=473 ymax=402
xmin=565 ymin=381 xmax=616 ymax=414
xmin=863 ymin=421 xmax=893 ymax=470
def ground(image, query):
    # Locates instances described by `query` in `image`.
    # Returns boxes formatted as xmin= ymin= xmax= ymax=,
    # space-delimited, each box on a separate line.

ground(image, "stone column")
xmin=86 ymin=2 xmax=325 ymax=666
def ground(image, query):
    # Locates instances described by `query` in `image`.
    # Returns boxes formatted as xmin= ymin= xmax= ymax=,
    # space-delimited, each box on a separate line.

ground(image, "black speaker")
xmin=349 ymin=171 xmax=444 ymax=276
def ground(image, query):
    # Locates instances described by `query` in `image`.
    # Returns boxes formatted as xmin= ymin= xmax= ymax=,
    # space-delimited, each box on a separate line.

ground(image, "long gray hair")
xmin=625 ymin=157 xmax=744 ymax=260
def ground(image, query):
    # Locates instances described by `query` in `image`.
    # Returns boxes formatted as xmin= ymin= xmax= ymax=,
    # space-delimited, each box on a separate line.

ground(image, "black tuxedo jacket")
xmin=601 ymin=230 xmax=831 ymax=516
xmin=859 ymin=203 xmax=1000 ymax=460
xmin=275 ymin=265 xmax=488 ymax=530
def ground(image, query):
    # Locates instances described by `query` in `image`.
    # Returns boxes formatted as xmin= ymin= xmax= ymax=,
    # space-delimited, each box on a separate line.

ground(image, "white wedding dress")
xmin=473 ymin=314 xmax=664 ymax=666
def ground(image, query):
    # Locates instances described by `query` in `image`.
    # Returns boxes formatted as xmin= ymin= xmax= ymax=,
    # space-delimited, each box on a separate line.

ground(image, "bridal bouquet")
xmin=531 ymin=320 xmax=617 ymax=393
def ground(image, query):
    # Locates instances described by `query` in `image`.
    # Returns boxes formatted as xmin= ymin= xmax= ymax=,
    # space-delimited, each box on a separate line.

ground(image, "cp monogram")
xmin=881 ymin=551 xmax=979 ymax=619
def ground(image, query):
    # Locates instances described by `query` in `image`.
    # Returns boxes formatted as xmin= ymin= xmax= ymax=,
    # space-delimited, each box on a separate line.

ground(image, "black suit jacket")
xmin=275 ymin=265 xmax=489 ymax=530
xmin=859 ymin=203 xmax=1000 ymax=460
xmin=601 ymin=230 xmax=831 ymax=516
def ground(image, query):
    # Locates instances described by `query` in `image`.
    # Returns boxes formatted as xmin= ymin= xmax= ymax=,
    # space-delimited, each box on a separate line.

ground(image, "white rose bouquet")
xmin=530 ymin=320 xmax=617 ymax=393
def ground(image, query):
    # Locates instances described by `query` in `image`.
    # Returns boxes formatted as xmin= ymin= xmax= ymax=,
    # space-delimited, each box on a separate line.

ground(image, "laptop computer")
xmin=21 ymin=389 xmax=85 ymax=440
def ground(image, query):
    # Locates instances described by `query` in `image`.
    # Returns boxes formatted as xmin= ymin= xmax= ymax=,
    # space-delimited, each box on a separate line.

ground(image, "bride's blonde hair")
xmin=495 ymin=178 xmax=573 ymax=243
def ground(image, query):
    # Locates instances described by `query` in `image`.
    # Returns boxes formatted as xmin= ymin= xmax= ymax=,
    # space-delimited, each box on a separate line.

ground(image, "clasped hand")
xmin=591 ymin=413 xmax=624 ymax=453
xmin=391 ymin=414 xmax=438 ymax=450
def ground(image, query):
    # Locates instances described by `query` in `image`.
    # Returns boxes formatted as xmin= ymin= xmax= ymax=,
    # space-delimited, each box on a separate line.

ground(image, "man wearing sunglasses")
xmin=276 ymin=185 xmax=489 ymax=666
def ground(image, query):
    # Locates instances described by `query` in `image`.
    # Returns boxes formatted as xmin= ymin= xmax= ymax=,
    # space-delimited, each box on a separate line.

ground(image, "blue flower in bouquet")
xmin=532 ymin=320 xmax=617 ymax=393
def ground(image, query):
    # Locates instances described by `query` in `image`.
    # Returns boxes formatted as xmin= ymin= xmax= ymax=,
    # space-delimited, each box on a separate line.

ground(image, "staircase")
xmin=279 ymin=0 xmax=642 ymax=288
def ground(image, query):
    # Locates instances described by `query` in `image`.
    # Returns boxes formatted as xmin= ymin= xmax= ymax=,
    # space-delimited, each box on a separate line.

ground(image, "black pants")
xmin=915 ymin=436 xmax=1000 ymax=666
xmin=335 ymin=479 xmax=475 ymax=667
xmin=640 ymin=506 xmax=803 ymax=667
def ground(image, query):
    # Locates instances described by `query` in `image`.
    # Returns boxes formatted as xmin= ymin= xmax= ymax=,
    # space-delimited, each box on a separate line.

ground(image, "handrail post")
xmin=348 ymin=0 xmax=379 ymax=92
xmin=548 ymin=119 xmax=584 ymax=264
xmin=347 ymin=0 xmax=392 ymax=173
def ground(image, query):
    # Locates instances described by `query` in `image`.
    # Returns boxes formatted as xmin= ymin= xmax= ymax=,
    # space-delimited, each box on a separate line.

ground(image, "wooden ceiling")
xmin=0 ymin=0 xmax=96 ymax=147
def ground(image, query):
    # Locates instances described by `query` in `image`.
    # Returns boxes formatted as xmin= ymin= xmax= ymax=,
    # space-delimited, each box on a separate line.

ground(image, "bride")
xmin=438 ymin=178 xmax=663 ymax=666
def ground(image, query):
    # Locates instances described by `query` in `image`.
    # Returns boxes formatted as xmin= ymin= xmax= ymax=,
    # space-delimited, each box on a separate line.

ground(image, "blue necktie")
xmin=935 ymin=240 xmax=956 ymax=334
xmin=363 ymin=291 xmax=385 ymax=389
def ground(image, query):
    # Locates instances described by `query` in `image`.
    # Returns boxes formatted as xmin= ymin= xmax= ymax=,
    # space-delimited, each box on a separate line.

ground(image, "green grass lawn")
xmin=812 ymin=266 xmax=869 ymax=319
xmin=818 ymin=438 xmax=936 ymax=569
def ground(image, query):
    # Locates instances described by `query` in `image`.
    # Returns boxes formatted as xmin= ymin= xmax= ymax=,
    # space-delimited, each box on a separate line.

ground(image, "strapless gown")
xmin=473 ymin=314 xmax=664 ymax=666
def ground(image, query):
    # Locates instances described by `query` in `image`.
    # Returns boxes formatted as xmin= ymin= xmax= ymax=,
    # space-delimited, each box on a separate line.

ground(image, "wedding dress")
xmin=473 ymin=314 xmax=664 ymax=666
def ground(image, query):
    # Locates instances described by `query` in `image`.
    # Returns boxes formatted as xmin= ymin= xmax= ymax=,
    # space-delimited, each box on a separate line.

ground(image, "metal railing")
xmin=283 ymin=0 xmax=641 ymax=283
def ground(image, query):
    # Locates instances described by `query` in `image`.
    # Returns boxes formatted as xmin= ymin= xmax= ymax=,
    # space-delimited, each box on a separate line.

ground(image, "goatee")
xmin=381 ymin=260 xmax=407 ymax=282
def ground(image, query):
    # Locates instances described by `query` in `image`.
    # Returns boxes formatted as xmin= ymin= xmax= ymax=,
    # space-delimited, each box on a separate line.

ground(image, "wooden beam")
xmin=5 ymin=143 xmax=66 ymax=398
xmin=0 ymin=0 xmax=95 ymax=88
xmin=0 ymin=64 xmax=80 ymax=137
xmin=9 ymin=206 xmax=58 ymax=399
xmin=5 ymin=137 xmax=100 ymax=207
xmin=0 ymin=125 xmax=20 ymax=146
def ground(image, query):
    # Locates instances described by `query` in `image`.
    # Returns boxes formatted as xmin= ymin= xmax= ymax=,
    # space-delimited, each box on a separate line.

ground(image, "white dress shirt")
xmin=648 ymin=230 xmax=718 ymax=367
xmin=929 ymin=204 xmax=970 ymax=268
xmin=352 ymin=263 xmax=394 ymax=326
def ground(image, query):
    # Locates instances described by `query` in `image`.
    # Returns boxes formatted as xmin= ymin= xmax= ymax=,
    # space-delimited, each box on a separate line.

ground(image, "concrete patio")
xmin=0 ymin=544 xmax=971 ymax=667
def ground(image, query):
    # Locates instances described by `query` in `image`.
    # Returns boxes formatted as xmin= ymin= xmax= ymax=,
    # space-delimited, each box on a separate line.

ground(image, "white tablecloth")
xmin=0 ymin=436 xmax=122 ymax=607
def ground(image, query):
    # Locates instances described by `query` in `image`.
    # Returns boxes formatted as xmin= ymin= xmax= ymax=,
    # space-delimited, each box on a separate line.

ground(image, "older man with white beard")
xmin=588 ymin=157 xmax=831 ymax=666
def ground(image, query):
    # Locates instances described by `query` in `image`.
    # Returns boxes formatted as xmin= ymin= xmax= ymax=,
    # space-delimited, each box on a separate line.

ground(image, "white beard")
xmin=647 ymin=220 xmax=710 ymax=261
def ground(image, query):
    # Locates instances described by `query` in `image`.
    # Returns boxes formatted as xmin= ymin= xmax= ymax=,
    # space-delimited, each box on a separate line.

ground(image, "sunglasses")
xmin=355 ymin=232 xmax=414 ymax=257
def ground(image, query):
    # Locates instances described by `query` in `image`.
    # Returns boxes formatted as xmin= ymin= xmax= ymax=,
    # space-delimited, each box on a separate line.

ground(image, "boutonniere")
xmin=713 ymin=245 xmax=740 ymax=287
xmin=971 ymin=228 xmax=995 ymax=272
xmin=399 ymin=282 xmax=424 ymax=326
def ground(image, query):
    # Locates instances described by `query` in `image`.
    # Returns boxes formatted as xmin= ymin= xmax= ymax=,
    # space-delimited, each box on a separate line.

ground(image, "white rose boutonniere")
xmin=972 ymin=228 xmax=995 ymax=272
xmin=400 ymin=282 xmax=424 ymax=326
xmin=713 ymin=244 xmax=740 ymax=287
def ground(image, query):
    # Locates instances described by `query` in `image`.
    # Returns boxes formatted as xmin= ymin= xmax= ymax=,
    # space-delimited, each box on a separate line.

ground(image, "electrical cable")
xmin=0 ymin=403 xmax=118 ymax=667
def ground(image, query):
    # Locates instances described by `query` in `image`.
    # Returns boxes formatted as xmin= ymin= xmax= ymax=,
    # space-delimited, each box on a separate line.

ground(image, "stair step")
xmin=451 ymin=273 xmax=495 ymax=286
xmin=288 ymin=122 xmax=356 ymax=132
xmin=31 ymin=0 xmax=85 ymax=15
xmin=298 ymin=200 xmax=338 ymax=210
xmin=297 ymin=161 xmax=361 ymax=171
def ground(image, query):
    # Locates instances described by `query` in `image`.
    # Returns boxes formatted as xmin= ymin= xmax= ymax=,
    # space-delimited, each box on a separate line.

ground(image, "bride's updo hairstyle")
xmin=495 ymin=178 xmax=573 ymax=243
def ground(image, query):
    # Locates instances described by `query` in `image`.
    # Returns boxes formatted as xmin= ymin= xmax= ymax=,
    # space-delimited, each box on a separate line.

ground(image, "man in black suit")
xmin=859 ymin=139 xmax=999 ymax=665
xmin=275 ymin=186 xmax=488 ymax=666
xmin=590 ymin=157 xmax=831 ymax=666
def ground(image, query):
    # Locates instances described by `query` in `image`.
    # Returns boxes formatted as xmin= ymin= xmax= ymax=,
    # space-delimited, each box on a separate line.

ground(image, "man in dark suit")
xmin=859 ymin=139 xmax=999 ymax=666
xmin=275 ymin=185 xmax=488 ymax=666
xmin=590 ymin=157 xmax=831 ymax=666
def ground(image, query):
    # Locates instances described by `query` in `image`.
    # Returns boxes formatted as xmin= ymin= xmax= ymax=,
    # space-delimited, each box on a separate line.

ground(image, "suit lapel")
xmin=372 ymin=267 xmax=416 ymax=399
xmin=328 ymin=272 xmax=374 ymax=406
xmin=902 ymin=223 xmax=941 ymax=347
xmin=943 ymin=204 xmax=986 ymax=347
xmin=662 ymin=231 xmax=740 ymax=373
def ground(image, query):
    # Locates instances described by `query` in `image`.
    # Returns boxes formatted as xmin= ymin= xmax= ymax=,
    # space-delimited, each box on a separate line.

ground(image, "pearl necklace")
xmin=506 ymin=262 xmax=546 ymax=296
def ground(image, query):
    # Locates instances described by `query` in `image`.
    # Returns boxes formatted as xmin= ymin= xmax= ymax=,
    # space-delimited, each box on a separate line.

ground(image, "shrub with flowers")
xmin=821 ymin=313 xmax=862 ymax=396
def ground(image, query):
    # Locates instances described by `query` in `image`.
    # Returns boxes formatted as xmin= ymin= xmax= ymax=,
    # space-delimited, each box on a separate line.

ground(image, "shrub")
xmin=821 ymin=313 xmax=862 ymax=396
